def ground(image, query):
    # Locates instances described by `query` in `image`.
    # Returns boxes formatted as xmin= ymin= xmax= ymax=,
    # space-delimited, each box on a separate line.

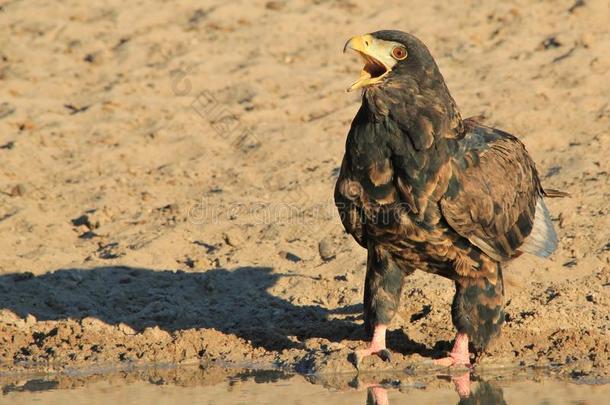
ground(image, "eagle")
xmin=335 ymin=30 xmax=566 ymax=368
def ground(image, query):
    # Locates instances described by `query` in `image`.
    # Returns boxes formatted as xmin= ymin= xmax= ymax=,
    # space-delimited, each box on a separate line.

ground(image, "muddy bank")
xmin=0 ymin=261 xmax=607 ymax=379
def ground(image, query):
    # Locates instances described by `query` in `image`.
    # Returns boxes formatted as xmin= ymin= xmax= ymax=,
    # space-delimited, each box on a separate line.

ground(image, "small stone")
xmin=541 ymin=36 xmax=561 ymax=50
xmin=279 ymin=251 xmax=301 ymax=262
xmin=265 ymin=1 xmax=284 ymax=11
xmin=327 ymin=342 xmax=345 ymax=351
xmin=0 ymin=102 xmax=16 ymax=119
xmin=56 ymin=323 xmax=73 ymax=341
xmin=79 ymin=231 xmax=98 ymax=239
xmin=12 ymin=272 xmax=34 ymax=282
xmin=580 ymin=32 xmax=593 ymax=48
xmin=303 ymin=338 xmax=322 ymax=350
xmin=142 ymin=326 xmax=171 ymax=341
xmin=568 ymin=0 xmax=585 ymax=13
xmin=260 ymin=224 xmax=280 ymax=240
xmin=71 ymin=214 xmax=93 ymax=229
xmin=81 ymin=317 xmax=109 ymax=331
xmin=0 ymin=309 xmax=21 ymax=325
xmin=580 ymin=362 xmax=593 ymax=373
xmin=159 ymin=203 xmax=179 ymax=213
xmin=117 ymin=322 xmax=136 ymax=335
xmin=563 ymin=258 xmax=577 ymax=268
xmin=182 ymin=256 xmax=198 ymax=268
xmin=318 ymin=238 xmax=335 ymax=261
xmin=25 ymin=314 xmax=37 ymax=326
xmin=9 ymin=184 xmax=25 ymax=197
xmin=223 ymin=229 xmax=244 ymax=247
xmin=188 ymin=9 xmax=207 ymax=27
xmin=0 ymin=141 xmax=15 ymax=150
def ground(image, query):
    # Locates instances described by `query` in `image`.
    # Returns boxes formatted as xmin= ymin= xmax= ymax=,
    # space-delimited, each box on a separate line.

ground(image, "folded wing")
xmin=440 ymin=123 xmax=558 ymax=261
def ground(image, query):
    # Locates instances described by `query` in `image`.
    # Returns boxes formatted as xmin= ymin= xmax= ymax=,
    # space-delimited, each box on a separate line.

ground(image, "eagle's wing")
xmin=440 ymin=123 xmax=558 ymax=261
xmin=335 ymin=156 xmax=368 ymax=248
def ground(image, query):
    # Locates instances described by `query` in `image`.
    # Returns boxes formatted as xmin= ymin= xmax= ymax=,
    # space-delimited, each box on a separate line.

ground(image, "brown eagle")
xmin=335 ymin=30 xmax=566 ymax=368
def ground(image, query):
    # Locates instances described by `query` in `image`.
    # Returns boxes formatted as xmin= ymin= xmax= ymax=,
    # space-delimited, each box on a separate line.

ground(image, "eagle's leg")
xmin=353 ymin=247 xmax=404 ymax=369
xmin=436 ymin=263 xmax=505 ymax=367
xmin=434 ymin=332 xmax=471 ymax=366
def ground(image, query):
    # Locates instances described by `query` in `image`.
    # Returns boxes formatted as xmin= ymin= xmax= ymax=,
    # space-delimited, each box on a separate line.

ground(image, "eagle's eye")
xmin=391 ymin=46 xmax=407 ymax=60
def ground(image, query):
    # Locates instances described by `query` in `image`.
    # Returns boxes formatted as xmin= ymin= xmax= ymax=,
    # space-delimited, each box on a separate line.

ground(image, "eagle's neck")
xmin=362 ymin=76 xmax=464 ymax=150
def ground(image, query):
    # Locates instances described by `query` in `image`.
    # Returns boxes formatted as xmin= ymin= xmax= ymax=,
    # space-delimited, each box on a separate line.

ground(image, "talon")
xmin=350 ymin=324 xmax=390 ymax=370
xmin=379 ymin=349 xmax=392 ymax=362
xmin=351 ymin=348 xmax=393 ymax=370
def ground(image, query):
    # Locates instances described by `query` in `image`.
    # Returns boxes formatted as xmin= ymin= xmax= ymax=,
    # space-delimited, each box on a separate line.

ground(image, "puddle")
xmin=1 ymin=365 xmax=608 ymax=404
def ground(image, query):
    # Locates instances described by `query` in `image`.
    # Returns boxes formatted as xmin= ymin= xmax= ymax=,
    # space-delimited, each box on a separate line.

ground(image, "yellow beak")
xmin=344 ymin=34 xmax=393 ymax=92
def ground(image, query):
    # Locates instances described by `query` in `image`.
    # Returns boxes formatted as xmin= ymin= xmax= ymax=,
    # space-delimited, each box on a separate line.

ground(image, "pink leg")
xmin=352 ymin=324 xmax=391 ymax=369
xmin=434 ymin=332 xmax=471 ymax=367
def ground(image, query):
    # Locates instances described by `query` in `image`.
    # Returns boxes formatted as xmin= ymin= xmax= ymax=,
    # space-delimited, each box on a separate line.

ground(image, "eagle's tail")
xmin=520 ymin=198 xmax=559 ymax=258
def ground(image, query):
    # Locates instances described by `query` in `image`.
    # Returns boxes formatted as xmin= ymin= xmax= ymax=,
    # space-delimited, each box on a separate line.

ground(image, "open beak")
xmin=344 ymin=34 xmax=392 ymax=92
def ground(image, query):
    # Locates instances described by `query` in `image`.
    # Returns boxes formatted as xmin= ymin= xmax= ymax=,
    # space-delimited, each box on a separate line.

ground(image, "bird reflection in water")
xmin=364 ymin=372 xmax=507 ymax=405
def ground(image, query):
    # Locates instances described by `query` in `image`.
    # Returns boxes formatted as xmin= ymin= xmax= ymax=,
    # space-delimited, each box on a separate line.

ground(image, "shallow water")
xmin=1 ymin=366 xmax=608 ymax=405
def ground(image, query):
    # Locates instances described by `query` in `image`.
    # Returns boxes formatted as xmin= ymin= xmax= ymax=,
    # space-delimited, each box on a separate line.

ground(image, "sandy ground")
xmin=0 ymin=0 xmax=608 ymax=380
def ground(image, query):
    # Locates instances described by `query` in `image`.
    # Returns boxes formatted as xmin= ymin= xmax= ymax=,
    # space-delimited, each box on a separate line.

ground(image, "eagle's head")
xmin=344 ymin=30 xmax=444 ymax=92
xmin=344 ymin=30 xmax=462 ymax=137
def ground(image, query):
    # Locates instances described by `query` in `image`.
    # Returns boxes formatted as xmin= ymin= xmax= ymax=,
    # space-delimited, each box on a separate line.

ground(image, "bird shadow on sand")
xmin=0 ymin=265 xmax=440 ymax=357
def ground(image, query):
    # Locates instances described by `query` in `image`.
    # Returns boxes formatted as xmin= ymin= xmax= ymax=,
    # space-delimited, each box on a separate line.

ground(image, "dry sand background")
xmin=0 ymin=0 xmax=609 ymax=381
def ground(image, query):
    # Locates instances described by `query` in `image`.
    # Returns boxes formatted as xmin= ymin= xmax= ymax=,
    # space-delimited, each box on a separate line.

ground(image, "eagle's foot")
xmin=351 ymin=324 xmax=390 ymax=370
xmin=434 ymin=332 xmax=472 ymax=367
xmin=352 ymin=347 xmax=392 ymax=370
